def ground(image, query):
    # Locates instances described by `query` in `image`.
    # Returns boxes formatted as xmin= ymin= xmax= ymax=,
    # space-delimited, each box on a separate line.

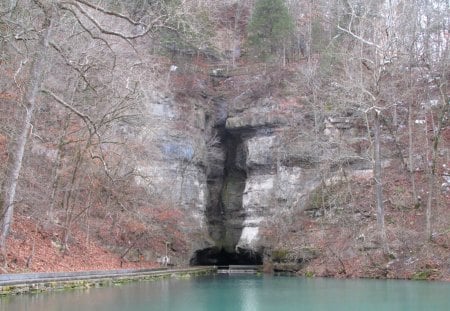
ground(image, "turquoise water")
xmin=1 ymin=274 xmax=450 ymax=311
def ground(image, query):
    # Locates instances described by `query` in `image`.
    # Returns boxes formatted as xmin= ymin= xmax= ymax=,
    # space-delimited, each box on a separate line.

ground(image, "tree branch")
xmin=49 ymin=41 xmax=97 ymax=93
xmin=62 ymin=1 xmax=166 ymax=40
xmin=337 ymin=24 xmax=381 ymax=49
xmin=42 ymin=89 xmax=97 ymax=136
xmin=89 ymin=149 xmax=113 ymax=181
xmin=74 ymin=0 xmax=141 ymax=26
xmin=59 ymin=4 xmax=117 ymax=69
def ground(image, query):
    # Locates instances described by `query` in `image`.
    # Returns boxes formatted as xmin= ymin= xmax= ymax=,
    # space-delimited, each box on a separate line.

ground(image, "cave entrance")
xmin=195 ymin=116 xmax=263 ymax=267
xmin=190 ymin=247 xmax=263 ymax=266
xmin=194 ymin=129 xmax=257 ymax=266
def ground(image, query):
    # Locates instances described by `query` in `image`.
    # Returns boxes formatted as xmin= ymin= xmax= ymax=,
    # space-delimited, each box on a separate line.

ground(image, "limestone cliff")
xmin=181 ymin=91 xmax=372 ymax=264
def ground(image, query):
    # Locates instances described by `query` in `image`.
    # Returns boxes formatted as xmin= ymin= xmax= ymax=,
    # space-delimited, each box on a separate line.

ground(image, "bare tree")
xmin=419 ymin=0 xmax=449 ymax=241
xmin=0 ymin=1 xmax=55 ymax=255
xmin=425 ymin=80 xmax=449 ymax=241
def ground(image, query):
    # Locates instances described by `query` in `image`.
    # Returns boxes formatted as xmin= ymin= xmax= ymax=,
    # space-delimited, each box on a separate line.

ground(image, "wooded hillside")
xmin=0 ymin=0 xmax=448 ymax=279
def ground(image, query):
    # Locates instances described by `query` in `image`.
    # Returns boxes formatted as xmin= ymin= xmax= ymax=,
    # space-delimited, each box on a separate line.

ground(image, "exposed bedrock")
xmin=190 ymin=98 xmax=371 ymax=265
xmin=140 ymin=95 xmax=370 ymax=265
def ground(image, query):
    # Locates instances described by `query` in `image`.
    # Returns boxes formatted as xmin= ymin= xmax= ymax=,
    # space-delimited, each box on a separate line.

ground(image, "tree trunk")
xmin=373 ymin=110 xmax=389 ymax=254
xmin=425 ymin=89 xmax=449 ymax=241
xmin=408 ymin=101 xmax=418 ymax=204
xmin=425 ymin=165 xmax=435 ymax=241
xmin=48 ymin=116 xmax=70 ymax=222
xmin=0 ymin=6 xmax=54 ymax=254
xmin=61 ymin=148 xmax=83 ymax=252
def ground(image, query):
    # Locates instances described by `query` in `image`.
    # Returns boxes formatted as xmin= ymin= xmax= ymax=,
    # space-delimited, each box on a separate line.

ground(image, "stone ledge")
xmin=0 ymin=267 xmax=217 ymax=295
xmin=226 ymin=113 xmax=288 ymax=131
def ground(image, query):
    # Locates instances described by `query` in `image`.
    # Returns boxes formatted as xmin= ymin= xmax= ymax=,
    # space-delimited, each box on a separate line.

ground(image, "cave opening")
xmin=191 ymin=126 xmax=263 ymax=266
xmin=190 ymin=247 xmax=263 ymax=266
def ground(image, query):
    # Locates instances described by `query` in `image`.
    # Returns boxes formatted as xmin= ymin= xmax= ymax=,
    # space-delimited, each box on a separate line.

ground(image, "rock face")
xmin=130 ymin=94 xmax=213 ymax=257
xmin=136 ymin=91 xmax=370 ymax=265
xmin=188 ymin=97 xmax=371 ymax=264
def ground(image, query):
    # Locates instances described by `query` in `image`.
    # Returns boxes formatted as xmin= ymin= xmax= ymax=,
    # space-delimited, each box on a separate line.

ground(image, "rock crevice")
xmin=190 ymin=97 xmax=371 ymax=266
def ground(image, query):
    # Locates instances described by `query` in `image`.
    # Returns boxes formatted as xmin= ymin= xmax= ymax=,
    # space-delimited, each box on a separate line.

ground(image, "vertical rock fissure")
xmin=191 ymin=129 xmax=262 ymax=265
xmin=217 ymin=131 xmax=246 ymax=253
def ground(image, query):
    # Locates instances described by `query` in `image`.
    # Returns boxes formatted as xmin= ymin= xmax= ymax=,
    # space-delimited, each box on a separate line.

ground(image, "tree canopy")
xmin=247 ymin=0 xmax=294 ymax=59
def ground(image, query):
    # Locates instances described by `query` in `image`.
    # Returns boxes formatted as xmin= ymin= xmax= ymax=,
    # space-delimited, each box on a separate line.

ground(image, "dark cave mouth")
xmin=190 ymin=247 xmax=263 ymax=266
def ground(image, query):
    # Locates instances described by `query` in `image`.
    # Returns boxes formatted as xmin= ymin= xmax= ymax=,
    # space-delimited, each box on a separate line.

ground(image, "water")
xmin=1 ymin=274 xmax=450 ymax=311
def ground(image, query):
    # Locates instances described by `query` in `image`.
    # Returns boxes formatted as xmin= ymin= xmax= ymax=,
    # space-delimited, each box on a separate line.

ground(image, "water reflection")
xmin=1 ymin=275 xmax=450 ymax=311
xmin=241 ymin=279 xmax=258 ymax=311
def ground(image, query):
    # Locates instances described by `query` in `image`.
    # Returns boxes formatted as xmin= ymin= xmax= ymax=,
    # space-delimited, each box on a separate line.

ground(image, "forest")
xmin=0 ymin=0 xmax=449 ymax=279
